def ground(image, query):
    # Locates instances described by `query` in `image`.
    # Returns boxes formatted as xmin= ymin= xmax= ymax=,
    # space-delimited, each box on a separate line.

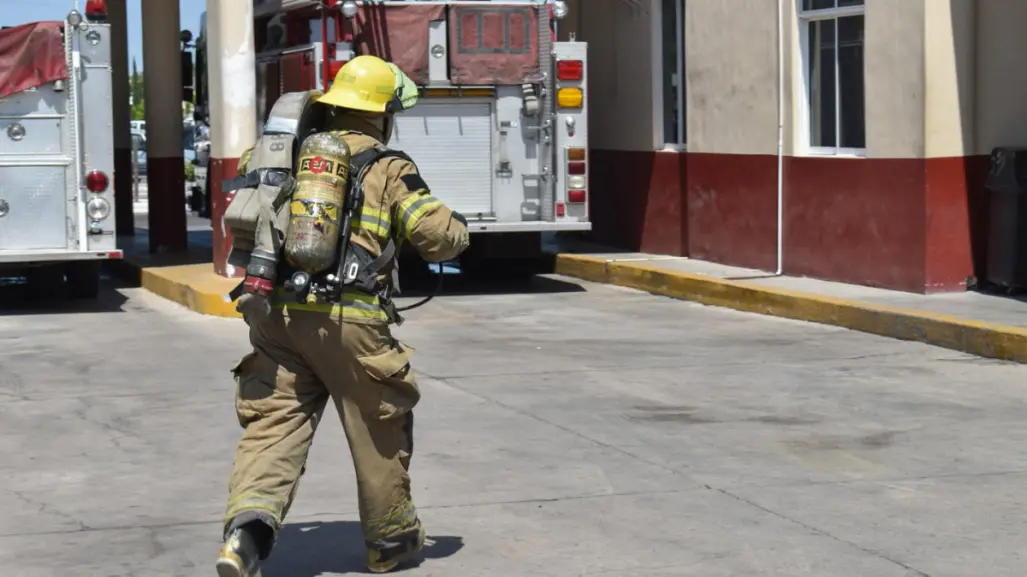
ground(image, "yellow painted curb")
xmin=138 ymin=263 xmax=242 ymax=319
xmin=555 ymin=253 xmax=1027 ymax=363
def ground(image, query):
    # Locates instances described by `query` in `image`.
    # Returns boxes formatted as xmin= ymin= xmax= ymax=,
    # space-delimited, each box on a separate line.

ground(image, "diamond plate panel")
xmin=0 ymin=166 xmax=69 ymax=250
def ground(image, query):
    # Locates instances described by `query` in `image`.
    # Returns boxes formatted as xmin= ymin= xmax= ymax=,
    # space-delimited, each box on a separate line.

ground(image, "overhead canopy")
xmin=0 ymin=21 xmax=67 ymax=99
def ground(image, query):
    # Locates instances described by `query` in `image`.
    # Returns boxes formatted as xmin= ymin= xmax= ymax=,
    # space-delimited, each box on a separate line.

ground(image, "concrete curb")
xmin=554 ymin=253 xmax=1027 ymax=363
xmin=107 ymin=260 xmax=241 ymax=318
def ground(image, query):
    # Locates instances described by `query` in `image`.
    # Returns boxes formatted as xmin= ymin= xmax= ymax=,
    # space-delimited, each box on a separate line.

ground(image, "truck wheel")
xmin=66 ymin=261 xmax=102 ymax=299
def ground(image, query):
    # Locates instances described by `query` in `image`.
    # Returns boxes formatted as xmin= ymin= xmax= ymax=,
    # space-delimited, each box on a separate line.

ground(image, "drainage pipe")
xmin=775 ymin=0 xmax=785 ymax=276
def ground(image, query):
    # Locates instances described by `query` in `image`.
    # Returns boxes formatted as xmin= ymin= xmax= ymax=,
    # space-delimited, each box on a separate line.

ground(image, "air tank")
xmin=284 ymin=132 xmax=352 ymax=274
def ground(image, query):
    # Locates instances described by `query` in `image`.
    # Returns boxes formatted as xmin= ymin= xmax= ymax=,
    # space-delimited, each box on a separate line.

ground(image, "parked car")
xmin=131 ymin=130 xmax=147 ymax=179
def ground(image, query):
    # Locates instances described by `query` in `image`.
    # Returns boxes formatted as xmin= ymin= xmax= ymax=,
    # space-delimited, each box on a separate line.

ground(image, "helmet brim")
xmin=316 ymin=90 xmax=389 ymax=113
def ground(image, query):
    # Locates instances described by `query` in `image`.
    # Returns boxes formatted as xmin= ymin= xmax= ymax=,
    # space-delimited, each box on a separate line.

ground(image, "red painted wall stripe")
xmin=209 ymin=157 xmax=244 ymax=278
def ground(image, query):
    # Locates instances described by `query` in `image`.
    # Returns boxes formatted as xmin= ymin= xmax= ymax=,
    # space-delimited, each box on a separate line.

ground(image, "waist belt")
xmin=270 ymin=287 xmax=395 ymax=323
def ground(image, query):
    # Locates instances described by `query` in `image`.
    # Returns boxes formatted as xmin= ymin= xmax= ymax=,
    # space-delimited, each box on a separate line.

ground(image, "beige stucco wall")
xmin=864 ymin=0 xmax=925 ymax=159
xmin=572 ymin=0 xmax=997 ymax=159
xmin=572 ymin=0 xmax=656 ymax=152
xmin=685 ymin=0 xmax=782 ymax=156
xmin=924 ymin=0 xmax=975 ymax=158
xmin=975 ymin=0 xmax=1027 ymax=155
xmin=681 ymin=0 xmax=926 ymax=159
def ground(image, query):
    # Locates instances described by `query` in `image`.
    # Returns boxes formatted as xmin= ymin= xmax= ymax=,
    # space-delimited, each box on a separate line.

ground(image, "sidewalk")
xmin=554 ymin=248 xmax=1027 ymax=364
xmin=105 ymin=227 xmax=242 ymax=319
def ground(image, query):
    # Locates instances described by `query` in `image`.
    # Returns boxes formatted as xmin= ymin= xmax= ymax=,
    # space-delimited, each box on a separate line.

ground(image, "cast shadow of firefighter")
xmin=261 ymin=520 xmax=464 ymax=576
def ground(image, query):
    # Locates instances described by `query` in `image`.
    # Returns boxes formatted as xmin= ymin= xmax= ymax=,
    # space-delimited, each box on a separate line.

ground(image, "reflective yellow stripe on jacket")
xmin=271 ymin=288 xmax=388 ymax=322
xmin=396 ymin=194 xmax=444 ymax=241
xmin=352 ymin=205 xmax=391 ymax=239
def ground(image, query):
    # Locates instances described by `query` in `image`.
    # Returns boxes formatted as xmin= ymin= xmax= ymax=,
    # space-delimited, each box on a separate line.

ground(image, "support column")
xmin=207 ymin=0 xmax=257 ymax=277
xmin=141 ymin=0 xmax=187 ymax=252
xmin=107 ymin=0 xmax=134 ymax=237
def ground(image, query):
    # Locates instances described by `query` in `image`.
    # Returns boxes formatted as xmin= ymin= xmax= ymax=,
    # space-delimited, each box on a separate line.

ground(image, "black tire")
xmin=66 ymin=261 xmax=101 ymax=299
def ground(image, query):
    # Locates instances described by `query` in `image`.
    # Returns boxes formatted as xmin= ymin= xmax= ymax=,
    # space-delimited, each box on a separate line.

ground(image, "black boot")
xmin=366 ymin=521 xmax=427 ymax=574
xmin=216 ymin=524 xmax=266 ymax=577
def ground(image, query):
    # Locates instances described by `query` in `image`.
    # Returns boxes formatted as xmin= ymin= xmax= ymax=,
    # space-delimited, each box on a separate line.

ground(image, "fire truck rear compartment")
xmin=391 ymin=98 xmax=495 ymax=217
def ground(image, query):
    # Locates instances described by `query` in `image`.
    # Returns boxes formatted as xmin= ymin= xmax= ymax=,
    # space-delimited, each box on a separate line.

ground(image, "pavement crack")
xmin=71 ymin=398 xmax=140 ymax=451
xmin=0 ymin=488 xmax=691 ymax=540
xmin=707 ymin=486 xmax=931 ymax=577
xmin=10 ymin=490 xmax=91 ymax=532
xmin=418 ymin=487 xmax=691 ymax=512
xmin=423 ymin=372 xmax=689 ymax=480
xmin=419 ymin=351 xmax=914 ymax=381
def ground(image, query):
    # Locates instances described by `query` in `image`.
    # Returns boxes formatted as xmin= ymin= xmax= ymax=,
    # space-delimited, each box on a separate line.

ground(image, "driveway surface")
xmin=0 ymin=273 xmax=1024 ymax=576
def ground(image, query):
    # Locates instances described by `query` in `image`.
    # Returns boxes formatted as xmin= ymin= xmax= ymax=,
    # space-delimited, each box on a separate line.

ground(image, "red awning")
xmin=0 ymin=21 xmax=67 ymax=100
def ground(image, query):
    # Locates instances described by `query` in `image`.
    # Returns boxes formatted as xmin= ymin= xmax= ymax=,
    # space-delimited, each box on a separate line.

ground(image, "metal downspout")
xmin=775 ymin=0 xmax=785 ymax=276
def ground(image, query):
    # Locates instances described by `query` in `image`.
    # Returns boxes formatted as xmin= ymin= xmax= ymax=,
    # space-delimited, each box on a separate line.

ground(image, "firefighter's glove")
xmin=236 ymin=276 xmax=273 ymax=324
xmin=236 ymin=293 xmax=271 ymax=325
xmin=451 ymin=212 xmax=470 ymax=251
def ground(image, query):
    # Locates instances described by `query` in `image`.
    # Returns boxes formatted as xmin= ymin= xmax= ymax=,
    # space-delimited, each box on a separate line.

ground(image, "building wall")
xmin=958 ymin=0 xmax=1027 ymax=288
xmin=686 ymin=0 xmax=780 ymax=156
xmin=924 ymin=0 xmax=979 ymax=291
xmin=579 ymin=0 xmax=1019 ymax=293
xmin=975 ymin=0 xmax=1027 ymax=154
xmin=568 ymin=0 xmax=687 ymax=254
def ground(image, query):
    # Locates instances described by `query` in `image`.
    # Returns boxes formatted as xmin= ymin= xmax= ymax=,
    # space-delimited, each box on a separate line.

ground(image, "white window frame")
xmin=652 ymin=0 xmax=686 ymax=151
xmin=797 ymin=1 xmax=866 ymax=158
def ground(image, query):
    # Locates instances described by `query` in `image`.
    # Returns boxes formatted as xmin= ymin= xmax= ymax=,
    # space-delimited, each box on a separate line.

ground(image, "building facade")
xmin=563 ymin=0 xmax=1022 ymax=293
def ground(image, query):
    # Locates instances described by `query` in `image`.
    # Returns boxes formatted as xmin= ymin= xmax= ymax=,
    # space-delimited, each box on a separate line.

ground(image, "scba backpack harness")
xmin=221 ymin=91 xmax=423 ymax=325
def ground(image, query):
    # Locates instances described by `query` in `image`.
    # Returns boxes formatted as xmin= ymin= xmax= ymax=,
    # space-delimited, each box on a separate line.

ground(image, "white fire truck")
xmin=0 ymin=2 xmax=120 ymax=299
xmin=195 ymin=0 xmax=588 ymax=274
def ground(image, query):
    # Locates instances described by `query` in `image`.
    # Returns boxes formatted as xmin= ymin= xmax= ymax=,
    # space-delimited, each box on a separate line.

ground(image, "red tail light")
xmin=555 ymin=202 xmax=566 ymax=217
xmin=86 ymin=170 xmax=109 ymax=193
xmin=568 ymin=161 xmax=586 ymax=175
xmin=557 ymin=60 xmax=583 ymax=81
xmin=85 ymin=0 xmax=108 ymax=20
xmin=568 ymin=190 xmax=587 ymax=203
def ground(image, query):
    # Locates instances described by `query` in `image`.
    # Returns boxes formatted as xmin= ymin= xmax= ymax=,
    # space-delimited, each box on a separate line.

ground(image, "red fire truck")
xmin=194 ymin=0 xmax=588 ymax=276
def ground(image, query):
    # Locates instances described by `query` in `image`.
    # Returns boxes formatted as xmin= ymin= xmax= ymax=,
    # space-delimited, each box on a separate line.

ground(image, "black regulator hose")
xmin=394 ymin=261 xmax=445 ymax=313
xmin=396 ymin=213 xmax=464 ymax=313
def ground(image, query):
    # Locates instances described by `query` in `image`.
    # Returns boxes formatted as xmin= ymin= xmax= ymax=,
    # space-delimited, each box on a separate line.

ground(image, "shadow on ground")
xmin=397 ymin=269 xmax=587 ymax=301
xmin=262 ymin=520 xmax=464 ymax=577
xmin=0 ymin=274 xmax=129 ymax=316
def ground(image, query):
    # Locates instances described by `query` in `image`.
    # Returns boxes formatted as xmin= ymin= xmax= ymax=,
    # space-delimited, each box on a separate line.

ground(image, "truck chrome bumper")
xmin=465 ymin=221 xmax=592 ymax=233
xmin=0 ymin=249 xmax=123 ymax=265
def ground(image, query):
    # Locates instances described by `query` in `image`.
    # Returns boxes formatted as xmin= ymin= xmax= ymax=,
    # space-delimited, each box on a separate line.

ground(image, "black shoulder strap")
xmin=348 ymin=146 xmax=416 ymax=185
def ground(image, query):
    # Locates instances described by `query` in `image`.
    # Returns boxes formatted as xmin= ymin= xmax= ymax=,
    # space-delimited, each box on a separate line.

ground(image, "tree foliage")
xmin=130 ymin=58 xmax=145 ymax=121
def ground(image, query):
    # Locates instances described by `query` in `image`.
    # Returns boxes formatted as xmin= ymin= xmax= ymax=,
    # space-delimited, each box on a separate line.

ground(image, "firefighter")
xmin=216 ymin=55 xmax=470 ymax=577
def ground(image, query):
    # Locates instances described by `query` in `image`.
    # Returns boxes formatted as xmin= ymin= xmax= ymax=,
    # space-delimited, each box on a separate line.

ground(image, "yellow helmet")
xmin=317 ymin=55 xmax=419 ymax=114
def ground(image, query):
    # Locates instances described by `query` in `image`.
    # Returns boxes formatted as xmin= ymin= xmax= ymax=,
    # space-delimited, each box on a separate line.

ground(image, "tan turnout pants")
xmin=223 ymin=302 xmax=421 ymax=548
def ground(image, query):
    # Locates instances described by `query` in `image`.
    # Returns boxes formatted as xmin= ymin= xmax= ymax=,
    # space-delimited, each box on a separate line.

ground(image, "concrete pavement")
xmin=2 ymin=274 xmax=1026 ymax=576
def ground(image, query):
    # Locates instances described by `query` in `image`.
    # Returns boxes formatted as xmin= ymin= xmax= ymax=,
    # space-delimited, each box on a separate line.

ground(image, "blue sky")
xmin=3 ymin=0 xmax=207 ymax=72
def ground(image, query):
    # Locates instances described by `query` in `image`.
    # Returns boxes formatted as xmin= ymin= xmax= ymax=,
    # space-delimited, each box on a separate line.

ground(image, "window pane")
xmin=808 ymin=19 xmax=836 ymax=148
xmin=803 ymin=0 xmax=836 ymax=10
xmin=661 ymin=0 xmax=681 ymax=144
xmin=837 ymin=0 xmax=865 ymax=6
xmin=838 ymin=15 xmax=865 ymax=148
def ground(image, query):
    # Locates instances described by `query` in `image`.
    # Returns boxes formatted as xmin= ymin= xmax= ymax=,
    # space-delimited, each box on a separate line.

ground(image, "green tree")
xmin=130 ymin=58 xmax=145 ymax=121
